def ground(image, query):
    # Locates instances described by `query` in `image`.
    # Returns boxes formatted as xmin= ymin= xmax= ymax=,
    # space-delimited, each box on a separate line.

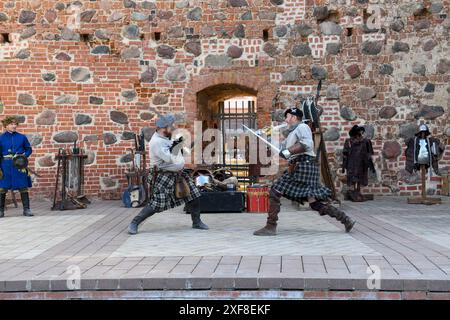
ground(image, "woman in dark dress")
xmin=342 ymin=125 xmax=375 ymax=202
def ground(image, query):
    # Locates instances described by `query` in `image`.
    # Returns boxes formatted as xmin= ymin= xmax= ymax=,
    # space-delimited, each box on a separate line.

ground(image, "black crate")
xmin=185 ymin=191 xmax=245 ymax=213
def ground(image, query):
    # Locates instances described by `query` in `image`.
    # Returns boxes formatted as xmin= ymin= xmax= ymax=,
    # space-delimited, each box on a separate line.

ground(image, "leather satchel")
xmin=175 ymin=173 xmax=191 ymax=199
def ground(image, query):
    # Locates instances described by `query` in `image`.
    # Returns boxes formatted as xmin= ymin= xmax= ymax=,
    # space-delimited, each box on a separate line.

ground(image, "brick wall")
xmin=0 ymin=0 xmax=448 ymax=199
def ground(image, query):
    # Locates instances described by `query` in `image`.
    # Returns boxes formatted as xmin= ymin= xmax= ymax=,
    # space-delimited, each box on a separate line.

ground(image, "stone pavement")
xmin=0 ymin=197 xmax=449 ymax=299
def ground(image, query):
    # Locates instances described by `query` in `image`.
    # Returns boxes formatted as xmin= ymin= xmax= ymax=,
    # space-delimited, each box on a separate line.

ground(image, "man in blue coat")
xmin=0 ymin=116 xmax=33 ymax=217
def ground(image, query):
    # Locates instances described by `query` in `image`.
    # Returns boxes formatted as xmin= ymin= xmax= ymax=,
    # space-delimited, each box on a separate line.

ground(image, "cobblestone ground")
xmin=0 ymin=197 xmax=449 ymax=297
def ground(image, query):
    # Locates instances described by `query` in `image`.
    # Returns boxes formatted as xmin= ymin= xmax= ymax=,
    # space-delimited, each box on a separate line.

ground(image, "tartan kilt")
xmin=148 ymin=170 xmax=201 ymax=212
xmin=273 ymin=155 xmax=331 ymax=202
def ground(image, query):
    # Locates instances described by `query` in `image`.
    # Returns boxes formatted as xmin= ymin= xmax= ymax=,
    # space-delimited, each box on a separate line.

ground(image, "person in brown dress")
xmin=342 ymin=125 xmax=375 ymax=202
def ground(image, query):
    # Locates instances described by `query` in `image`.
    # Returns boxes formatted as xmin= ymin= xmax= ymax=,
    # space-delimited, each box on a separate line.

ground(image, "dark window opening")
xmin=153 ymin=32 xmax=161 ymax=41
xmin=0 ymin=33 xmax=11 ymax=43
xmin=80 ymin=33 xmax=90 ymax=42
xmin=263 ymin=29 xmax=269 ymax=41
xmin=346 ymin=27 xmax=353 ymax=37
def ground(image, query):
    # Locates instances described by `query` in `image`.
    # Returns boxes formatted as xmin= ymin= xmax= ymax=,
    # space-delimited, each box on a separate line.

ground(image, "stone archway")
xmin=183 ymin=71 xmax=277 ymax=128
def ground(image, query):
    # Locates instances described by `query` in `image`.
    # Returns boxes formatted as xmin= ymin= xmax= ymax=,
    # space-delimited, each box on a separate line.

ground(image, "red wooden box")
xmin=246 ymin=185 xmax=269 ymax=213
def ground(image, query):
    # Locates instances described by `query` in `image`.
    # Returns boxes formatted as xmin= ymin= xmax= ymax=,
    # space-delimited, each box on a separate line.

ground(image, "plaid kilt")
xmin=148 ymin=170 xmax=201 ymax=212
xmin=273 ymin=155 xmax=331 ymax=202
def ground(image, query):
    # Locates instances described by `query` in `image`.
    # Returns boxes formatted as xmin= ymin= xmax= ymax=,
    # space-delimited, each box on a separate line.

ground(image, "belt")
xmin=291 ymin=154 xmax=316 ymax=164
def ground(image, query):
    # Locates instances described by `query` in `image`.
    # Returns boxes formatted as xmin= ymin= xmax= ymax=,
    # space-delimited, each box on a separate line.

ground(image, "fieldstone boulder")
xmin=424 ymin=83 xmax=435 ymax=93
xmin=110 ymin=111 xmax=129 ymax=124
xmin=75 ymin=114 xmax=92 ymax=125
xmin=121 ymin=90 xmax=137 ymax=102
xmin=121 ymin=131 xmax=136 ymax=140
xmin=361 ymin=124 xmax=375 ymax=140
xmin=140 ymin=67 xmax=157 ymax=83
xmin=397 ymin=88 xmax=411 ymax=97
xmin=281 ymin=67 xmax=302 ymax=82
xmin=121 ymin=46 xmax=141 ymax=59
xmin=361 ymin=41 xmax=383 ymax=55
xmin=142 ymin=127 xmax=156 ymax=141
xmin=323 ymin=127 xmax=340 ymax=141
xmin=399 ymin=123 xmax=419 ymax=140
xmin=379 ymin=106 xmax=397 ymax=119
xmin=292 ymin=44 xmax=311 ymax=56
xmin=85 ymin=150 xmax=96 ymax=165
xmin=390 ymin=19 xmax=404 ymax=32
xmin=414 ymin=19 xmax=430 ymax=31
xmin=20 ymin=27 xmax=36 ymax=40
xmin=55 ymin=52 xmax=72 ymax=61
xmin=205 ymin=54 xmax=232 ymax=68
xmin=340 ymin=106 xmax=357 ymax=121
xmin=0 ymin=13 xmax=8 ymax=22
xmin=37 ymin=155 xmax=55 ymax=168
xmin=274 ymin=25 xmax=287 ymax=37
xmin=153 ymin=94 xmax=169 ymax=105
xmin=80 ymin=10 xmax=96 ymax=23
xmin=168 ymin=26 xmax=184 ymax=38
xmin=165 ymin=65 xmax=187 ymax=82
xmin=270 ymin=0 xmax=284 ymax=5
xmin=382 ymin=141 xmax=402 ymax=159
xmin=45 ymin=10 xmax=57 ymax=23
xmin=398 ymin=169 xmax=420 ymax=185
xmin=15 ymin=49 xmax=31 ymax=59
xmin=357 ymin=87 xmax=376 ymax=101
xmin=122 ymin=25 xmax=140 ymax=40
xmin=185 ymin=41 xmax=202 ymax=57
xmin=19 ymin=10 xmax=36 ymax=24
xmin=392 ymin=41 xmax=410 ymax=53
xmin=41 ymin=72 xmax=56 ymax=82
xmin=263 ymin=42 xmax=278 ymax=57
xmin=445 ymin=127 xmax=450 ymax=138
xmin=55 ymin=94 xmax=78 ymax=105
xmin=84 ymin=135 xmax=99 ymax=142
xmin=326 ymin=43 xmax=341 ymax=55
xmin=140 ymin=112 xmax=155 ymax=121
xmin=103 ymin=133 xmax=117 ymax=145
xmin=436 ymin=59 xmax=450 ymax=74
xmin=320 ymin=21 xmax=342 ymax=35
xmin=70 ymin=67 xmax=91 ymax=82
xmin=95 ymin=29 xmax=110 ymax=40
xmin=100 ymin=177 xmax=119 ymax=190
xmin=259 ymin=11 xmax=276 ymax=20
xmin=108 ymin=11 xmax=124 ymax=23
xmin=18 ymin=93 xmax=35 ymax=106
xmin=295 ymin=24 xmax=313 ymax=37
xmin=346 ymin=64 xmax=361 ymax=78
xmin=131 ymin=12 xmax=148 ymax=21
xmin=227 ymin=45 xmax=244 ymax=58
xmin=422 ymin=39 xmax=437 ymax=51
xmin=157 ymin=45 xmax=176 ymax=59
xmin=89 ymin=96 xmax=104 ymax=105
xmin=234 ymin=24 xmax=246 ymax=38
xmin=241 ymin=11 xmax=252 ymax=20
xmin=26 ymin=133 xmax=43 ymax=146
xmin=414 ymin=105 xmax=444 ymax=120
xmin=326 ymin=84 xmax=340 ymax=100
xmin=412 ymin=62 xmax=426 ymax=76
xmin=120 ymin=154 xmax=133 ymax=164
xmin=54 ymin=131 xmax=78 ymax=143
xmin=313 ymin=6 xmax=329 ymax=20
xmin=36 ymin=110 xmax=56 ymax=125
xmin=61 ymin=28 xmax=80 ymax=41
xmin=187 ymin=7 xmax=202 ymax=21
xmin=91 ymin=45 xmax=110 ymax=55
xmin=311 ymin=65 xmax=327 ymax=80
xmin=379 ymin=63 xmax=394 ymax=75
xmin=229 ymin=0 xmax=248 ymax=7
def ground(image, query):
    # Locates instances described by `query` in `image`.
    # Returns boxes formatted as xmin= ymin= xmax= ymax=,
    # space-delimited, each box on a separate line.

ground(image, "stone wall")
xmin=0 ymin=0 xmax=448 ymax=199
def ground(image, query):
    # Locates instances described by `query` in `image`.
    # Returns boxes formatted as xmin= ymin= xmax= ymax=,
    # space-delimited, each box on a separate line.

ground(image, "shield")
xmin=13 ymin=154 xmax=28 ymax=170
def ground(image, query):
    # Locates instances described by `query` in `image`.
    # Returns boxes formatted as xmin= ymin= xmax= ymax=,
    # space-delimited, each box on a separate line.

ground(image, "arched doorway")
xmin=197 ymin=84 xmax=258 ymax=189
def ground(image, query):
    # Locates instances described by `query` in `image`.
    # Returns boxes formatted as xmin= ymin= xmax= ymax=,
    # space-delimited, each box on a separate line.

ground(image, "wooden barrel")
xmin=246 ymin=185 xmax=269 ymax=213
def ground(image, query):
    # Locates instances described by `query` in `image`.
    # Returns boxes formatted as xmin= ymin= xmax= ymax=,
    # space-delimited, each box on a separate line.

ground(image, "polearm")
xmin=242 ymin=124 xmax=281 ymax=153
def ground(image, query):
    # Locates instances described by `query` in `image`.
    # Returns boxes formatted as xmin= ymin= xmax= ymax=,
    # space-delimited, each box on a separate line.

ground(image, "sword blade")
xmin=242 ymin=124 xmax=280 ymax=153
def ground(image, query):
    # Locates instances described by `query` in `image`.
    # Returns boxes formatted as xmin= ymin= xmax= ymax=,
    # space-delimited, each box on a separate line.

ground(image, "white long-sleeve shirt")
xmin=282 ymin=123 xmax=315 ymax=157
xmin=149 ymin=132 xmax=185 ymax=172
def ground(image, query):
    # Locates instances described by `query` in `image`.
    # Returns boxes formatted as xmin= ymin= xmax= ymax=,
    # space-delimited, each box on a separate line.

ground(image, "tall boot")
xmin=311 ymin=201 xmax=356 ymax=233
xmin=128 ymin=205 xmax=156 ymax=235
xmin=21 ymin=192 xmax=33 ymax=217
xmin=0 ymin=193 xmax=5 ymax=218
xmin=253 ymin=189 xmax=281 ymax=236
xmin=186 ymin=198 xmax=209 ymax=230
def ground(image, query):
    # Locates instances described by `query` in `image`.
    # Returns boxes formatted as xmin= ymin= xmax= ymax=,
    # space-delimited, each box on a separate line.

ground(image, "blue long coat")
xmin=0 ymin=131 xmax=33 ymax=190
